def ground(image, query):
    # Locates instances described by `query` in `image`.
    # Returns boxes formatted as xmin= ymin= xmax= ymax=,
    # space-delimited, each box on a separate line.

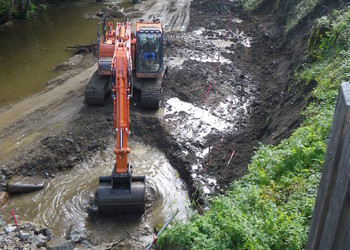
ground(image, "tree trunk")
xmin=19 ymin=0 xmax=23 ymax=17
xmin=7 ymin=0 xmax=14 ymax=21
xmin=25 ymin=0 xmax=30 ymax=18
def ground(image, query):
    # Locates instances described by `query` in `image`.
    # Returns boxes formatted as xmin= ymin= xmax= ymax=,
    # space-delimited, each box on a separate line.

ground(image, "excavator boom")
xmin=97 ymin=22 xmax=145 ymax=214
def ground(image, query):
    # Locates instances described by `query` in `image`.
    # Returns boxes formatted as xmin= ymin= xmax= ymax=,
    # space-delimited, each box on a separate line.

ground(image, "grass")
xmin=157 ymin=5 xmax=350 ymax=250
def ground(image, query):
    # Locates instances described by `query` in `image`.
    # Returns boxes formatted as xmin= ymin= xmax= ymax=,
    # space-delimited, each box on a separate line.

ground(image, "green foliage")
xmin=0 ymin=0 xmax=48 ymax=23
xmin=237 ymin=0 xmax=265 ymax=11
xmin=0 ymin=0 xmax=9 ymax=13
xmin=39 ymin=4 xmax=47 ymax=11
xmin=158 ymin=111 xmax=330 ymax=249
xmin=284 ymin=0 xmax=320 ymax=33
xmin=158 ymin=3 xmax=350 ymax=250
xmin=25 ymin=2 xmax=36 ymax=20
xmin=237 ymin=0 xmax=322 ymax=33
xmin=307 ymin=8 xmax=350 ymax=62
xmin=0 ymin=0 xmax=10 ymax=23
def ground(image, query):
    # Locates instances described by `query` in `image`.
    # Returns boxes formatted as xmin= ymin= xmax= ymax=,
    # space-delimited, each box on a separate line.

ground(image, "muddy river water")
xmin=0 ymin=0 xmax=133 ymax=107
xmin=1 ymin=139 xmax=190 ymax=245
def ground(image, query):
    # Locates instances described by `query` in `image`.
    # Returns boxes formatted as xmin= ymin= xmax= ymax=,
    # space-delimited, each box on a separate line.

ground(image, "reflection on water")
xmin=0 ymin=0 xmax=102 ymax=106
xmin=1 ymin=139 xmax=190 ymax=246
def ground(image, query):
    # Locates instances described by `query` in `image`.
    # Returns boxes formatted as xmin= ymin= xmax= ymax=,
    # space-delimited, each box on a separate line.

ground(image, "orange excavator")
xmin=85 ymin=16 xmax=165 ymax=109
xmin=95 ymin=19 xmax=162 ymax=213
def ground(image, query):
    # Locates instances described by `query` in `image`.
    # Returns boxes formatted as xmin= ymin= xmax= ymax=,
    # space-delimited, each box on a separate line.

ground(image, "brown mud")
xmin=0 ymin=0 xmax=316 ymax=248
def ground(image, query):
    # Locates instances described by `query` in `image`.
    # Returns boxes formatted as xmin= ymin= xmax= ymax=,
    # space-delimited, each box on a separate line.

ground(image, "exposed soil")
xmin=0 ymin=0 xmax=316 ymax=248
xmin=153 ymin=0 xmax=313 ymax=199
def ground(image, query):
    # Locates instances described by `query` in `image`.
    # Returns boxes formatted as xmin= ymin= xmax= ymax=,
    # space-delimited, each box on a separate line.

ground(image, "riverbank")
xmin=158 ymin=0 xmax=350 ymax=248
xmin=0 ymin=0 xmax=328 ymax=248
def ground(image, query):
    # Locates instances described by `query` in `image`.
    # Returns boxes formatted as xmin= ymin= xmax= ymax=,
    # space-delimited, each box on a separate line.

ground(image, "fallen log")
xmin=66 ymin=44 xmax=97 ymax=54
xmin=7 ymin=176 xmax=45 ymax=193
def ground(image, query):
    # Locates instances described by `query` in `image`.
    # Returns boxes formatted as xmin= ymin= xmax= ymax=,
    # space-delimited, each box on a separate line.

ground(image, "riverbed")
xmin=1 ymin=139 xmax=190 ymax=246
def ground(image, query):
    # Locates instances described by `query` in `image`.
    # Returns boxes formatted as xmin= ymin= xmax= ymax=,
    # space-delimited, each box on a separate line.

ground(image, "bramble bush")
xmin=157 ymin=5 xmax=350 ymax=250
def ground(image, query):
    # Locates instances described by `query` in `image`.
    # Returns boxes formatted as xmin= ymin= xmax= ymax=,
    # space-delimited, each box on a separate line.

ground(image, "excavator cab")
xmin=137 ymin=33 xmax=162 ymax=72
xmin=135 ymin=20 xmax=164 ymax=78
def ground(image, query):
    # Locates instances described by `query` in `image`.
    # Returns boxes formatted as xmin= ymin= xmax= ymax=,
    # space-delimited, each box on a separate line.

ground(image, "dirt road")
xmin=0 ymin=65 xmax=96 ymax=165
xmin=138 ymin=0 xmax=191 ymax=31
xmin=0 ymin=0 xmax=191 ymax=170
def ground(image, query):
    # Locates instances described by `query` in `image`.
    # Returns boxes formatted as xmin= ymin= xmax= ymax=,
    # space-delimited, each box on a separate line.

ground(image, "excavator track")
xmin=85 ymin=70 xmax=110 ymax=105
xmin=141 ymin=86 xmax=162 ymax=109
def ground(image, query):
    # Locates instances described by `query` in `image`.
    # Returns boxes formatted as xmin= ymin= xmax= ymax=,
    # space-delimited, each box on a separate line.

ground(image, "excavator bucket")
xmin=97 ymin=172 xmax=145 ymax=214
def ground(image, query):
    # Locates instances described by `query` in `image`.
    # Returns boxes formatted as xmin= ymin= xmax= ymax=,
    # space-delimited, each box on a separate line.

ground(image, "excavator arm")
xmin=97 ymin=22 xmax=145 ymax=214
xmin=111 ymin=23 xmax=132 ymax=174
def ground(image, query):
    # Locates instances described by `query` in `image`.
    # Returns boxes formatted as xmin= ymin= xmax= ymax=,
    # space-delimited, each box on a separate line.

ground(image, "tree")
xmin=19 ymin=0 xmax=23 ymax=17
xmin=7 ymin=0 xmax=14 ymax=21
xmin=25 ymin=0 xmax=30 ymax=18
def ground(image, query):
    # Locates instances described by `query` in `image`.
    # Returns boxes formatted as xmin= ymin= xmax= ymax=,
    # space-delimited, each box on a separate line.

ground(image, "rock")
xmin=0 ymin=192 xmax=9 ymax=208
xmin=75 ymin=144 xmax=82 ymax=153
xmin=20 ymin=231 xmax=31 ymax=240
xmin=88 ymin=141 xmax=97 ymax=151
xmin=107 ymin=113 xmax=113 ymax=122
xmin=0 ymin=166 xmax=12 ymax=177
xmin=5 ymin=226 xmax=17 ymax=233
xmin=67 ymin=227 xmax=86 ymax=243
xmin=65 ymin=137 xmax=74 ymax=143
xmin=0 ymin=216 xmax=5 ymax=227
xmin=7 ymin=176 xmax=45 ymax=194
xmin=30 ymin=233 xmax=47 ymax=247
xmin=0 ymin=182 xmax=7 ymax=190
xmin=39 ymin=227 xmax=53 ymax=240
xmin=46 ymin=238 xmax=75 ymax=250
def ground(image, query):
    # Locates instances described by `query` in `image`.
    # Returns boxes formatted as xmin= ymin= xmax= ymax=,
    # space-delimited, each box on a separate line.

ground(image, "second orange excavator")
xmin=96 ymin=20 xmax=149 ymax=213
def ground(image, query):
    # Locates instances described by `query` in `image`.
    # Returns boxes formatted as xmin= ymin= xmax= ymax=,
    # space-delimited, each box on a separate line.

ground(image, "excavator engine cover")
xmin=97 ymin=169 xmax=145 ymax=213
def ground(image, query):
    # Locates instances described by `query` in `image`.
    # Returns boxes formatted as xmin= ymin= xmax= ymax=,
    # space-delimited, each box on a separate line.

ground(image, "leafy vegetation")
xmin=157 ymin=5 xmax=350 ymax=250
xmin=0 ymin=0 xmax=10 ymax=23
xmin=283 ymin=0 xmax=320 ymax=32
xmin=237 ymin=0 xmax=265 ymax=11
xmin=238 ymin=0 xmax=323 ymax=33
xmin=0 ymin=0 xmax=46 ymax=24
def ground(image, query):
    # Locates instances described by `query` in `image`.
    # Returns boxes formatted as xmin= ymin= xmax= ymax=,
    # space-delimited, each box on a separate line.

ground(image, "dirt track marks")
xmin=142 ymin=0 xmax=191 ymax=32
